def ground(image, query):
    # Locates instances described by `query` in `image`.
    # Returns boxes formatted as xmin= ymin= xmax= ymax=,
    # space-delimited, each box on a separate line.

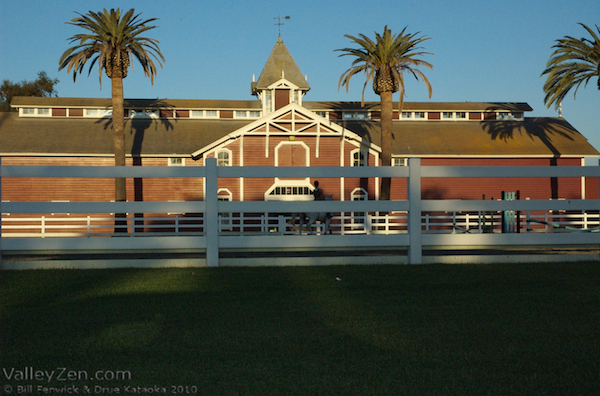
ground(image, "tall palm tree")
xmin=336 ymin=26 xmax=433 ymax=200
xmin=541 ymin=23 xmax=600 ymax=110
xmin=59 ymin=8 xmax=164 ymax=208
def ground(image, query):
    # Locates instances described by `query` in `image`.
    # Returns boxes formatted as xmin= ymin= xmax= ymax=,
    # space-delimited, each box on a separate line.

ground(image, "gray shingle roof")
xmin=254 ymin=36 xmax=310 ymax=91
xmin=0 ymin=112 xmax=253 ymax=156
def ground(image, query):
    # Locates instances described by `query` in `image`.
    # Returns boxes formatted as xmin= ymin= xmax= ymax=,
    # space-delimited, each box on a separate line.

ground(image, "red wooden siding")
xmin=275 ymin=89 xmax=289 ymax=110
xmin=52 ymin=108 xmax=67 ymax=117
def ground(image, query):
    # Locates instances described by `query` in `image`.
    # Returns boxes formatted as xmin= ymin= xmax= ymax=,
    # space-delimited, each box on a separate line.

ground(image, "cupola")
xmin=251 ymin=36 xmax=310 ymax=114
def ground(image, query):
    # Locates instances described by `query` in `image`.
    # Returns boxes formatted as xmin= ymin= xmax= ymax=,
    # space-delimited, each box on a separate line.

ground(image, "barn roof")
xmin=0 ymin=112 xmax=252 ymax=157
xmin=1 ymin=108 xmax=596 ymax=158
xmin=340 ymin=118 xmax=599 ymax=157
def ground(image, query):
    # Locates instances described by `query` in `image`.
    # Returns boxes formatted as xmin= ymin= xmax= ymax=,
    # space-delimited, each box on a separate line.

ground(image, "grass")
xmin=1 ymin=263 xmax=599 ymax=395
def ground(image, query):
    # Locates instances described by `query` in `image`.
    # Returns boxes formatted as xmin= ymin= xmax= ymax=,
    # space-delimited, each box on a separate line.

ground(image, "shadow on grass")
xmin=1 ymin=264 xmax=599 ymax=395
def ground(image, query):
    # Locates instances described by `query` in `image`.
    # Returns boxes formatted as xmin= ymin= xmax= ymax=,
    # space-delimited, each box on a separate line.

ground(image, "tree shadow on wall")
xmin=481 ymin=113 xmax=577 ymax=199
xmin=96 ymin=99 xmax=175 ymax=232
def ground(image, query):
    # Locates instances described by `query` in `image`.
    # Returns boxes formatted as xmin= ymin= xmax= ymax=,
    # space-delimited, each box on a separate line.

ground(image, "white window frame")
xmin=265 ymin=180 xmax=314 ymax=201
xmin=217 ymin=188 xmax=233 ymax=231
xmin=84 ymin=108 xmax=112 ymax=118
xmin=20 ymin=107 xmax=50 ymax=117
xmin=131 ymin=109 xmax=159 ymax=119
xmin=168 ymin=158 xmax=185 ymax=167
xmin=190 ymin=110 xmax=220 ymax=119
xmin=351 ymin=148 xmax=367 ymax=167
xmin=343 ymin=111 xmax=370 ymax=120
xmin=216 ymin=149 xmax=232 ymax=167
xmin=234 ymin=110 xmax=261 ymax=119
xmin=497 ymin=112 xmax=524 ymax=120
xmin=351 ymin=188 xmax=368 ymax=225
xmin=392 ymin=157 xmax=407 ymax=166
xmin=399 ymin=111 xmax=426 ymax=120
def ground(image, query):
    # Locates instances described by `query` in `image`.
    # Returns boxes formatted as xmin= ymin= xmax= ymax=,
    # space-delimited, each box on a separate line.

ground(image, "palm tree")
xmin=59 ymin=8 xmax=164 ymax=208
xmin=541 ymin=23 xmax=600 ymax=110
xmin=336 ymin=26 xmax=433 ymax=200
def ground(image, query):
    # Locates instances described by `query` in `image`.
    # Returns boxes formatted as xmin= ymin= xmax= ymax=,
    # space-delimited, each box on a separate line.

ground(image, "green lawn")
xmin=1 ymin=263 xmax=599 ymax=395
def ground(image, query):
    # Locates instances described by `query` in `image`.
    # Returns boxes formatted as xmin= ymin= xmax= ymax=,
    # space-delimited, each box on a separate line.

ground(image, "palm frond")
xmin=58 ymin=8 xmax=164 ymax=86
xmin=335 ymin=25 xmax=433 ymax=106
xmin=541 ymin=23 xmax=600 ymax=109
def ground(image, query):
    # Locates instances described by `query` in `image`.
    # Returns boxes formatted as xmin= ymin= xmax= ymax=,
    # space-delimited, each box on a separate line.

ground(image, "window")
xmin=292 ymin=90 xmax=300 ymax=104
xmin=265 ymin=91 xmax=273 ymax=111
xmin=169 ymin=158 xmax=184 ymax=166
xmin=217 ymin=189 xmax=233 ymax=231
xmin=441 ymin=111 xmax=468 ymax=120
xmin=497 ymin=112 xmax=523 ymax=120
xmin=20 ymin=107 xmax=50 ymax=117
xmin=216 ymin=150 xmax=231 ymax=166
xmin=84 ymin=108 xmax=112 ymax=117
xmin=351 ymin=188 xmax=368 ymax=225
xmin=351 ymin=149 xmax=366 ymax=167
xmin=190 ymin=110 xmax=219 ymax=118
xmin=393 ymin=157 xmax=407 ymax=166
xmin=131 ymin=109 xmax=158 ymax=119
xmin=343 ymin=111 xmax=369 ymax=120
xmin=401 ymin=111 xmax=426 ymax=120
xmin=234 ymin=110 xmax=261 ymax=118
xmin=269 ymin=186 xmax=312 ymax=196
xmin=316 ymin=111 xmax=328 ymax=119
xmin=265 ymin=181 xmax=315 ymax=201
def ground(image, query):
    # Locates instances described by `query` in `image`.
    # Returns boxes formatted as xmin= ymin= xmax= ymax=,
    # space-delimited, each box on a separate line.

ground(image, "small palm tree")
xmin=336 ymin=26 xmax=433 ymax=200
xmin=59 ymin=8 xmax=164 ymax=207
xmin=541 ymin=23 xmax=600 ymax=110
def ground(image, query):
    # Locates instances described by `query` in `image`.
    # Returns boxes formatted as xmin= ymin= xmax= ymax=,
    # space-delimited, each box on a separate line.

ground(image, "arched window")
xmin=217 ymin=188 xmax=233 ymax=231
xmin=351 ymin=188 xmax=368 ymax=225
xmin=216 ymin=149 xmax=232 ymax=166
xmin=351 ymin=148 xmax=366 ymax=167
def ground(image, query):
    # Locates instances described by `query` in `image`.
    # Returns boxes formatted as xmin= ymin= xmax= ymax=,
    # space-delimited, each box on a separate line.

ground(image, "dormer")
xmin=252 ymin=36 xmax=310 ymax=115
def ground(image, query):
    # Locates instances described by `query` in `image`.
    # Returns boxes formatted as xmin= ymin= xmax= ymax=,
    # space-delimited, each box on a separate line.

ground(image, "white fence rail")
xmin=1 ymin=158 xmax=599 ymax=266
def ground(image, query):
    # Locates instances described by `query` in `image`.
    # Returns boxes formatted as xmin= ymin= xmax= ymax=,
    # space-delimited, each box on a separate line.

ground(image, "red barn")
xmin=1 ymin=36 xmax=598 ymax=207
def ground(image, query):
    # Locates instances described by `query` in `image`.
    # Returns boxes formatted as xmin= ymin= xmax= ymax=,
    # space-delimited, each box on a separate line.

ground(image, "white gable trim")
xmin=267 ymin=78 xmax=301 ymax=90
xmin=191 ymin=103 xmax=378 ymax=159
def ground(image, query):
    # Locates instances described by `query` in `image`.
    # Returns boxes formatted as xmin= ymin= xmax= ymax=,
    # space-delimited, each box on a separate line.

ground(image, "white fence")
xmin=1 ymin=158 xmax=599 ymax=266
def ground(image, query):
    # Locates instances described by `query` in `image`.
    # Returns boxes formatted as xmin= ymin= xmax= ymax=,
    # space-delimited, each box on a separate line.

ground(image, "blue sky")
xmin=1 ymin=0 xmax=598 ymax=158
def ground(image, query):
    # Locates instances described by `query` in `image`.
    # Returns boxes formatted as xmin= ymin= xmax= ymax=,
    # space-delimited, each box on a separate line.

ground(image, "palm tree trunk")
xmin=380 ymin=90 xmax=393 ymax=201
xmin=112 ymin=76 xmax=127 ymax=232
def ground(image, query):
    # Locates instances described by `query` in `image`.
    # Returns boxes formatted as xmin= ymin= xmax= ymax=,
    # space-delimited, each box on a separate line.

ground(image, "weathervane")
xmin=274 ymin=15 xmax=290 ymax=34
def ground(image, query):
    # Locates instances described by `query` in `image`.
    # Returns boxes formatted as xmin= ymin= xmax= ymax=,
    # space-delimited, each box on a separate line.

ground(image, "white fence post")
xmin=205 ymin=158 xmax=219 ymax=266
xmin=408 ymin=158 xmax=422 ymax=264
